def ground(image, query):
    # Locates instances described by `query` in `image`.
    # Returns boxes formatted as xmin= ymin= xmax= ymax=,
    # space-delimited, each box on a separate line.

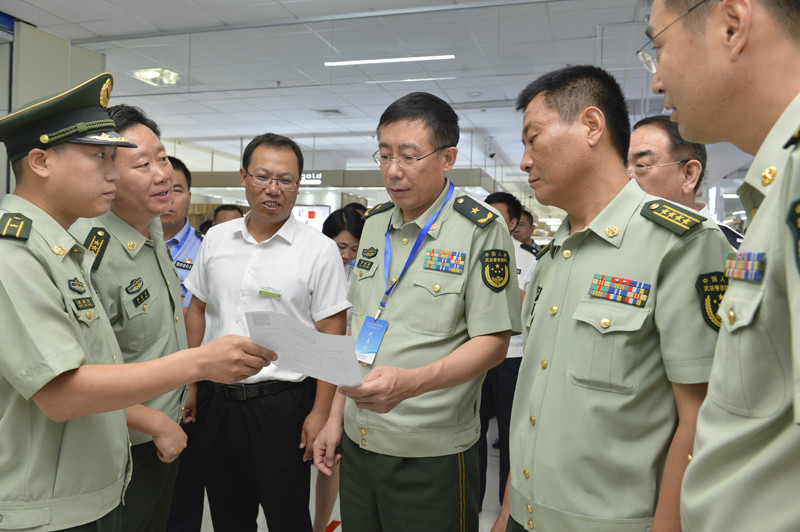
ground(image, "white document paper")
xmin=245 ymin=311 xmax=362 ymax=386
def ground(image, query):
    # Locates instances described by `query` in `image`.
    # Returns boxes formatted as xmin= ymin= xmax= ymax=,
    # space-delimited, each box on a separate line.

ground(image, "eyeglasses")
xmin=628 ymin=160 xmax=690 ymax=178
xmin=636 ymin=0 xmax=710 ymax=74
xmin=244 ymin=169 xmax=298 ymax=190
xmin=372 ymin=148 xmax=448 ymax=168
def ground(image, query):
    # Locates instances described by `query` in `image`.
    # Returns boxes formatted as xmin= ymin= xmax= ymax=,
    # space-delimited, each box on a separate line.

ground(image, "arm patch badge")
xmin=453 ymin=196 xmax=495 ymax=228
xmin=0 ymin=212 xmax=32 ymax=241
xmin=641 ymin=200 xmax=706 ymax=235
xmin=696 ymin=272 xmax=728 ymax=331
xmin=83 ymin=227 xmax=109 ymax=270
xmin=787 ymin=200 xmax=800 ymax=273
xmin=480 ymin=249 xmax=510 ymax=292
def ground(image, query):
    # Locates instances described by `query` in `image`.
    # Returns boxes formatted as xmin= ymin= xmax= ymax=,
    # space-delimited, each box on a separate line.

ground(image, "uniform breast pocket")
xmin=568 ymin=300 xmax=649 ymax=394
xmin=352 ymin=266 xmax=379 ymax=317
xmin=122 ymin=290 xmax=160 ymax=351
xmin=709 ymin=284 xmax=787 ymax=417
xmin=406 ymin=271 xmax=465 ymax=336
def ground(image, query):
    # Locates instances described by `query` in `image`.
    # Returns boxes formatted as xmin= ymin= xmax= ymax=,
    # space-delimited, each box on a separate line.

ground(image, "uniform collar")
xmin=166 ymin=217 xmax=191 ymax=246
xmin=1 ymin=194 xmax=85 ymax=262
xmin=554 ymin=179 xmax=643 ymax=250
xmin=98 ymin=210 xmax=162 ymax=257
xmin=389 ymin=178 xmax=451 ymax=239
xmin=739 ymin=89 xmax=800 ymax=217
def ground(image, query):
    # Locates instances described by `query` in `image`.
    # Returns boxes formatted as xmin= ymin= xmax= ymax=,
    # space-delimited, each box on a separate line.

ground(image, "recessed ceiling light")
xmin=130 ymin=68 xmax=181 ymax=87
xmin=468 ymin=91 xmax=483 ymax=98
xmin=324 ymin=54 xmax=454 ymax=67
xmin=366 ymin=77 xmax=456 ymax=84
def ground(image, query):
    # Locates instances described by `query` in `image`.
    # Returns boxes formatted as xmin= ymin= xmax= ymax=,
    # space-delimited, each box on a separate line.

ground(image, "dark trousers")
xmin=166 ymin=383 xmax=209 ymax=532
xmin=121 ymin=441 xmax=180 ymax=532
xmin=196 ymin=379 xmax=315 ymax=532
xmin=340 ymin=436 xmax=480 ymax=532
xmin=479 ymin=357 xmax=522 ymax=508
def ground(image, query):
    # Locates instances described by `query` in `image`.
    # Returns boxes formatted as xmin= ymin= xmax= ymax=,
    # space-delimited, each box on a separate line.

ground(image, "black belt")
xmin=208 ymin=380 xmax=301 ymax=401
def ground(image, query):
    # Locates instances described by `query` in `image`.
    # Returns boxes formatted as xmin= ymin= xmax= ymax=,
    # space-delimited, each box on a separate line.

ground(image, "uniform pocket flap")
xmin=572 ymin=300 xmax=648 ymax=334
xmin=0 ymin=506 xmax=51 ymax=529
xmin=719 ymin=284 xmax=763 ymax=333
xmin=412 ymin=272 xmax=465 ymax=297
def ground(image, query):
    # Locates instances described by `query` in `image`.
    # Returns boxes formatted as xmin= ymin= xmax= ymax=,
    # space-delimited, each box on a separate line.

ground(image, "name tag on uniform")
xmin=354 ymin=318 xmax=388 ymax=366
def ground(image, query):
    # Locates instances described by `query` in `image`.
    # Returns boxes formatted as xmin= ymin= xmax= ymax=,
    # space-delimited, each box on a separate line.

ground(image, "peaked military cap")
xmin=0 ymin=72 xmax=136 ymax=162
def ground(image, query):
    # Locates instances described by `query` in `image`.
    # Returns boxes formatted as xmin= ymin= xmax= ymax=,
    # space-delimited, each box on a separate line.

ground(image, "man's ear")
xmin=720 ymin=0 xmax=752 ymax=60
xmin=26 ymin=149 xmax=52 ymax=179
xmin=682 ymin=160 xmax=702 ymax=195
xmin=582 ymin=107 xmax=606 ymax=148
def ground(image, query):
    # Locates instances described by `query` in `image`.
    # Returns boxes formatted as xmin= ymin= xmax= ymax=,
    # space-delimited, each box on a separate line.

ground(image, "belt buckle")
xmin=225 ymin=383 xmax=248 ymax=401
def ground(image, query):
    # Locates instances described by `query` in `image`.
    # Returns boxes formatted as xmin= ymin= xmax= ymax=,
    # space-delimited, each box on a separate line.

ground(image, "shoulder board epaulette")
xmin=535 ymin=241 xmax=552 ymax=260
xmin=521 ymin=243 xmax=537 ymax=255
xmin=83 ymin=227 xmax=110 ymax=270
xmin=0 ymin=212 xmax=32 ymax=241
xmin=453 ymin=195 xmax=496 ymax=228
xmin=783 ymin=124 xmax=800 ymax=149
xmin=194 ymin=229 xmax=204 ymax=240
xmin=641 ymin=200 xmax=706 ymax=236
xmin=363 ymin=202 xmax=395 ymax=218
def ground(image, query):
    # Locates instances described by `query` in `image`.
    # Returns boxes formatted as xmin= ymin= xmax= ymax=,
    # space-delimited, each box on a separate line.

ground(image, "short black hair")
xmin=242 ymin=133 xmax=304 ymax=177
xmin=168 ymin=156 xmax=192 ymax=189
xmin=520 ymin=210 xmax=534 ymax=226
xmin=322 ymin=207 xmax=365 ymax=241
xmin=342 ymin=202 xmax=367 ymax=214
xmin=214 ymin=204 xmax=244 ymax=220
xmin=377 ymin=92 xmax=459 ymax=151
xmin=485 ymin=192 xmax=523 ymax=223
xmin=633 ymin=114 xmax=707 ymax=192
xmin=516 ymin=65 xmax=630 ymax=165
xmin=107 ymin=104 xmax=161 ymax=137
xmin=198 ymin=219 xmax=213 ymax=235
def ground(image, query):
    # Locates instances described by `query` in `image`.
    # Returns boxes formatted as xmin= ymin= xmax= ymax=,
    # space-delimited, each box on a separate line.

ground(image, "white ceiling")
xmin=2 ymin=0 xmax=750 ymax=218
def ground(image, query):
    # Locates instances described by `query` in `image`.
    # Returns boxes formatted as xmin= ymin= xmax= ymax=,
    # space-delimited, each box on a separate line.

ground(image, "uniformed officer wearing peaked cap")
xmin=0 ymin=73 xmax=276 ymax=532
xmin=0 ymin=72 xmax=136 ymax=160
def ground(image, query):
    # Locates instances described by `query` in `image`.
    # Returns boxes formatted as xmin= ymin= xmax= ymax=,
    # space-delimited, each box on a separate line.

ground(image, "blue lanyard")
xmin=375 ymin=181 xmax=454 ymax=320
xmin=170 ymin=219 xmax=192 ymax=259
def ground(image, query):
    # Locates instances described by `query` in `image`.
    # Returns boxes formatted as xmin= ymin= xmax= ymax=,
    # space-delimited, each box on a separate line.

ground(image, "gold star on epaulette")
xmin=453 ymin=195 xmax=495 ymax=228
xmin=641 ymin=200 xmax=706 ymax=236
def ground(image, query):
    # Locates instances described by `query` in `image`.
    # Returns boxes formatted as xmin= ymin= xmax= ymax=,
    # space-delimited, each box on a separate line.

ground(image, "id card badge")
xmin=354 ymin=318 xmax=388 ymax=365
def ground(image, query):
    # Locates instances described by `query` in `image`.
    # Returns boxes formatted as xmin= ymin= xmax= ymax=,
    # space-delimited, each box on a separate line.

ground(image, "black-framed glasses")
xmin=628 ymin=159 xmax=690 ymax=178
xmin=636 ymin=0 xmax=710 ymax=74
xmin=244 ymin=168 xmax=299 ymax=190
xmin=372 ymin=147 xmax=449 ymax=168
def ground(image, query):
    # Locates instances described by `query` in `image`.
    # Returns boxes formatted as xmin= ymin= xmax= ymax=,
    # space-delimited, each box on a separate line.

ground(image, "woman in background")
xmin=314 ymin=206 xmax=364 ymax=532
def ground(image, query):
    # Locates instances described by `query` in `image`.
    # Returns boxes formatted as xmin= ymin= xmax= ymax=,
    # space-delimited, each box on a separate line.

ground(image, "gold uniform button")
xmin=391 ymin=278 xmax=397 ymax=284
xmin=175 ymin=317 xmax=180 ymax=323
xmin=359 ymin=270 xmax=364 ymax=277
xmin=529 ymin=416 xmax=536 ymax=425
xmin=527 ymin=519 xmax=534 ymax=529
xmin=526 ymin=504 xmax=533 ymax=513
xmin=431 ymin=222 xmax=437 ymax=230
xmin=143 ymin=304 xmax=148 ymax=312
xmin=540 ymin=360 xmax=547 ymax=369
xmin=549 ymin=305 xmax=558 ymax=315
xmin=127 ymin=241 xmax=138 ymax=251
xmin=361 ymin=439 xmax=367 ymax=446
xmin=360 ymin=428 xmax=366 ymax=435
xmin=39 ymin=134 xmax=50 ymax=144
xmin=688 ymin=453 xmax=693 ymax=463
xmin=53 ymin=245 xmax=66 ymax=255
xmin=523 ymin=469 xmax=530 ymax=479
xmin=762 ymin=166 xmax=777 ymax=186
xmin=86 ymin=311 xmax=93 ymax=320
xmin=605 ymin=225 xmax=619 ymax=238
xmin=650 ymin=203 xmax=659 ymax=210
xmin=97 ymin=230 xmax=105 ymax=236
xmin=728 ymin=310 xmax=735 ymax=324
xmin=402 ymin=238 xmax=409 ymax=245
xmin=167 ymin=281 xmax=171 ymax=287
xmin=457 ymin=198 xmax=465 ymax=204
xmin=600 ymin=318 xmax=611 ymax=329
xmin=113 ymin=355 xmax=116 ymax=361
xmin=562 ymin=249 xmax=572 ymax=259
xmin=433 ymin=284 xmax=441 ymax=293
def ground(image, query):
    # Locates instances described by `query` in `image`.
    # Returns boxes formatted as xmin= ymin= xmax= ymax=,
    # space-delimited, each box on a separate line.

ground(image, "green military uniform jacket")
xmin=681 ymin=91 xmax=800 ymax=532
xmin=71 ymin=211 xmax=187 ymax=445
xmin=0 ymin=196 xmax=130 ymax=532
xmin=345 ymin=181 xmax=522 ymax=458
xmin=508 ymin=180 xmax=730 ymax=531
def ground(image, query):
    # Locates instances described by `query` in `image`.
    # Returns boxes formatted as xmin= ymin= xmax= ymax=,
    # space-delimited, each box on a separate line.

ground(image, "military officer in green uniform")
xmin=71 ymin=104 xmax=188 ymax=532
xmin=643 ymin=0 xmax=800 ymax=529
xmin=0 ymin=73 xmax=276 ymax=532
xmin=313 ymin=92 xmax=521 ymax=532
xmin=492 ymin=66 xmax=731 ymax=532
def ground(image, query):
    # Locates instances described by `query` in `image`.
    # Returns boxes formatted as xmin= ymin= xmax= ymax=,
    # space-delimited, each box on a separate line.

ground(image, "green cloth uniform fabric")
xmin=681 ymin=91 xmax=800 ymax=532
xmin=0 ymin=195 xmax=130 ymax=532
xmin=71 ymin=211 xmax=188 ymax=445
xmin=345 ymin=180 xmax=523 ymax=458
xmin=508 ymin=180 xmax=730 ymax=532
